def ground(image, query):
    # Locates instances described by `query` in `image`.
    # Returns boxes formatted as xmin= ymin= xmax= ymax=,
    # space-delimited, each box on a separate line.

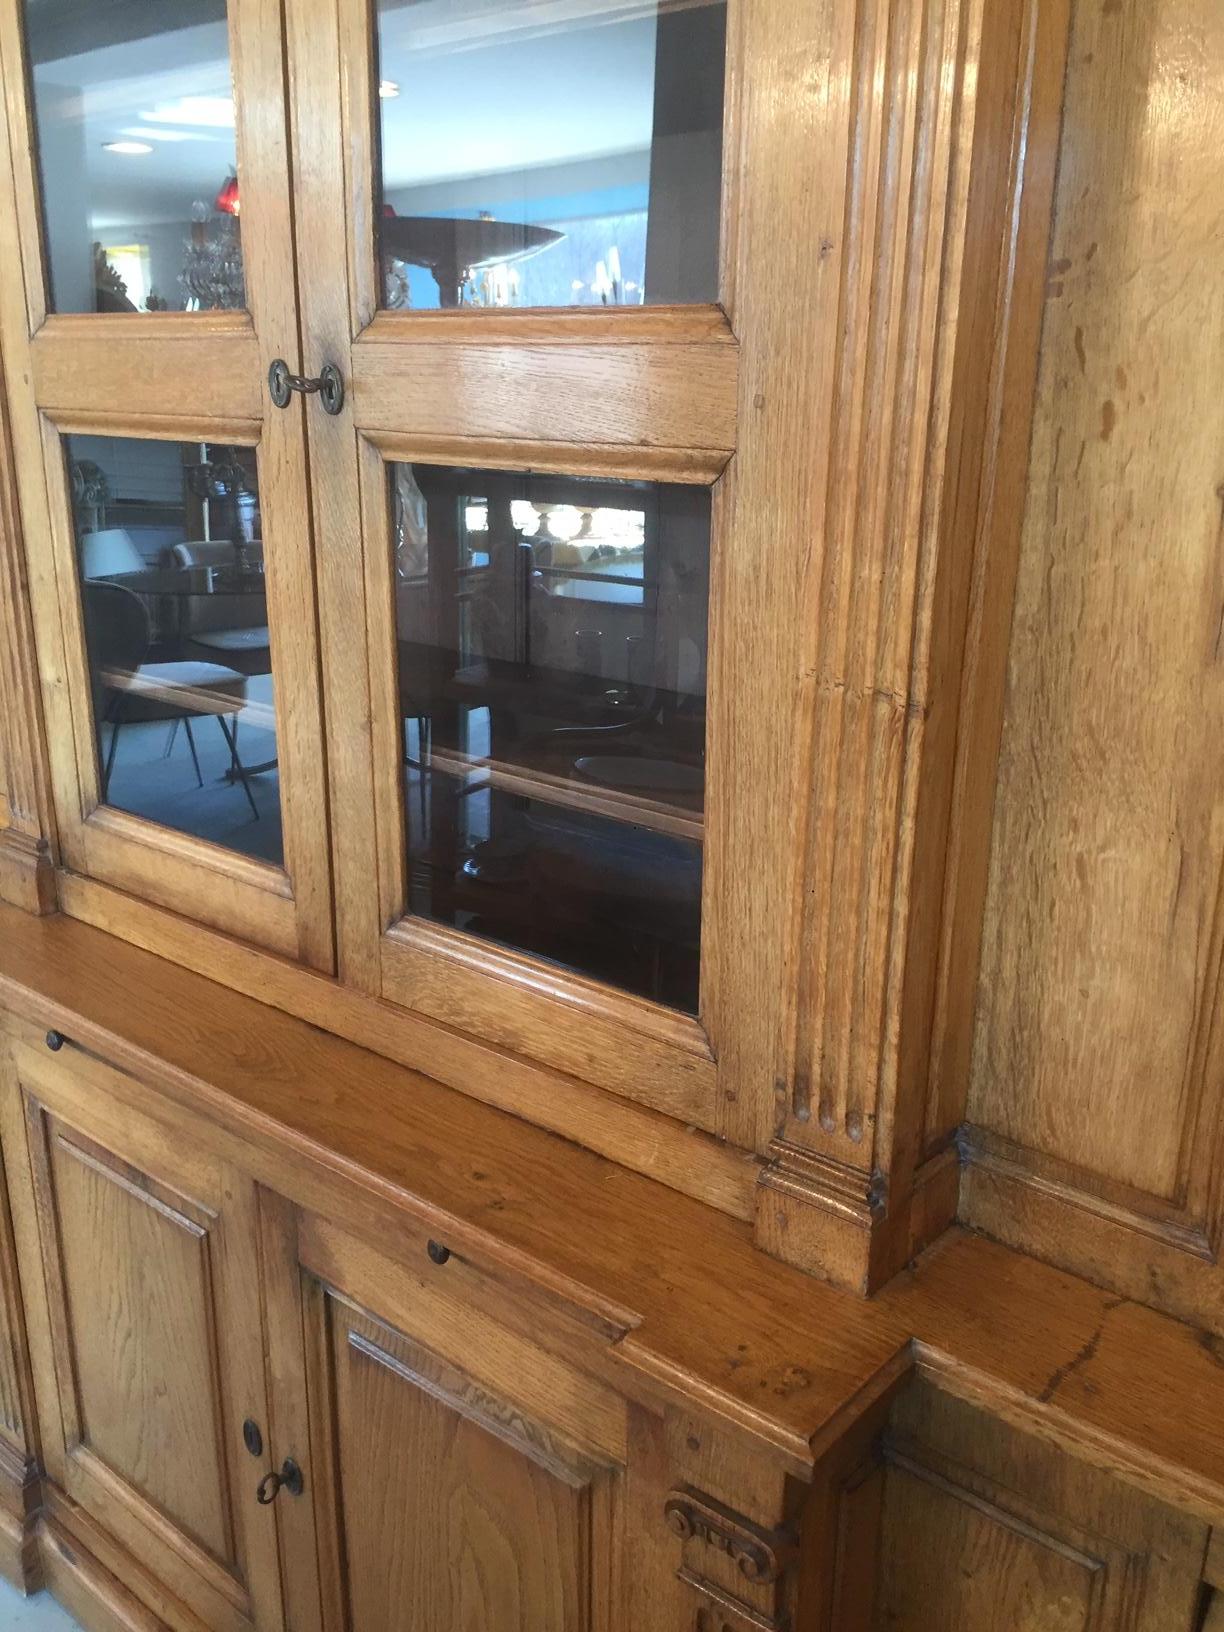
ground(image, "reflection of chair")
xmin=165 ymin=540 xmax=272 ymax=679
xmin=82 ymin=581 xmax=259 ymax=821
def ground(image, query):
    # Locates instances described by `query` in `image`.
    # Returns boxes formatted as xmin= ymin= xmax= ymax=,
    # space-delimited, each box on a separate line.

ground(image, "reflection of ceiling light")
xmin=102 ymin=140 xmax=152 ymax=155
xmin=378 ymin=79 xmax=400 ymax=98
xmin=140 ymin=96 xmax=235 ymax=129
xmin=121 ymin=127 xmax=200 ymax=144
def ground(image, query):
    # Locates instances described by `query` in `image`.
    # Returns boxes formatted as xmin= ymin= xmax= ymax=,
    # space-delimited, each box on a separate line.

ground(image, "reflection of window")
xmin=101 ymin=244 xmax=151 ymax=311
xmin=461 ymin=496 xmax=646 ymax=605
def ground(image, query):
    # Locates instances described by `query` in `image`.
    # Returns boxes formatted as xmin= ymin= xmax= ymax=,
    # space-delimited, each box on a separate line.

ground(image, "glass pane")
xmin=374 ymin=0 xmax=725 ymax=310
xmin=24 ymin=0 xmax=245 ymax=313
xmin=393 ymin=463 xmax=709 ymax=1013
xmin=68 ymin=434 xmax=281 ymax=864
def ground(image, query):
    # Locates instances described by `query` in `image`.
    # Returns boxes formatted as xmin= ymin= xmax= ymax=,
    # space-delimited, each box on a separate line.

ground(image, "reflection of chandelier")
xmin=180 ymin=177 xmax=245 ymax=310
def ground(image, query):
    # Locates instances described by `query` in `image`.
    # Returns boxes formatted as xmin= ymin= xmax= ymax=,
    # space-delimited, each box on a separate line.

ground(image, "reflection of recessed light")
xmin=141 ymin=96 xmax=235 ymax=128
xmin=102 ymin=140 xmax=152 ymax=155
xmin=121 ymin=126 xmax=199 ymax=144
xmin=378 ymin=79 xmax=400 ymax=98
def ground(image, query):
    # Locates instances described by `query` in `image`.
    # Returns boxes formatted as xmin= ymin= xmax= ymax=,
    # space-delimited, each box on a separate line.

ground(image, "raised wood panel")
xmin=30 ymin=318 xmax=261 ymax=426
xmin=322 ymin=1299 xmax=594 ymax=1632
xmin=966 ymin=0 xmax=1224 ymax=1281
xmin=45 ymin=1126 xmax=234 ymax=1567
xmin=833 ymin=1384 xmax=1209 ymax=1632
xmin=353 ymin=311 xmax=737 ymax=472
xmin=873 ymin=1461 xmax=1103 ymax=1631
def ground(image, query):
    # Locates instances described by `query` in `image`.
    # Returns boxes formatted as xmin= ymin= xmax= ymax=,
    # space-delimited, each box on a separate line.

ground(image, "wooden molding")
xmin=0 ymin=1436 xmax=40 ymax=1593
xmin=959 ymin=1132 xmax=1224 ymax=1337
xmin=751 ymin=0 xmax=1061 ymax=1291
xmin=0 ymin=827 xmax=54 ymax=915
xmin=756 ymin=1140 xmax=959 ymax=1295
xmin=0 ymin=323 xmax=55 ymax=884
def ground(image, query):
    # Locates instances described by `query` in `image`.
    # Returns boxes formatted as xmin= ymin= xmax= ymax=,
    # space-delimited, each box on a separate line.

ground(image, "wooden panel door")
xmin=260 ymin=1198 xmax=625 ymax=1632
xmin=0 ymin=0 xmax=332 ymax=967
xmin=0 ymin=1034 xmax=285 ymax=1632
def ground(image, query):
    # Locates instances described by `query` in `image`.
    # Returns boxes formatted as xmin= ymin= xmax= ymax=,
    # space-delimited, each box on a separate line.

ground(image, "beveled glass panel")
xmin=68 ymin=434 xmax=281 ymax=863
xmin=393 ymin=463 xmax=709 ymax=1013
xmin=24 ymin=0 xmax=245 ymax=313
xmin=374 ymin=0 xmax=726 ymax=310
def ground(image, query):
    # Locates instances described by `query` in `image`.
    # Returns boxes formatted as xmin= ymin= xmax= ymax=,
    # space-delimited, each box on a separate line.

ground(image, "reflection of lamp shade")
xmin=80 ymin=528 xmax=143 ymax=579
xmin=215 ymin=173 xmax=240 ymax=217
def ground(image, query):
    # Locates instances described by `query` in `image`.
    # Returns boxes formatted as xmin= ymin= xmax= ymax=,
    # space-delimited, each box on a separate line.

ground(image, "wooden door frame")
xmin=0 ymin=0 xmax=335 ymax=969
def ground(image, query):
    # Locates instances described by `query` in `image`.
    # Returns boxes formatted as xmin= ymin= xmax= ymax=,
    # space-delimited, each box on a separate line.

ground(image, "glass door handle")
xmin=268 ymin=359 xmax=344 ymax=416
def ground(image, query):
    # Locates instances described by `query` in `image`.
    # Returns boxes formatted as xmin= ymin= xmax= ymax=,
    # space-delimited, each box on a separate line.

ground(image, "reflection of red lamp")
xmin=215 ymin=173 xmax=240 ymax=217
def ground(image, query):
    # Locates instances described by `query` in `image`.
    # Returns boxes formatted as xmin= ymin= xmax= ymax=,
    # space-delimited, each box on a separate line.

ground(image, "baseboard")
xmin=0 ymin=830 xmax=55 ymax=916
xmin=0 ymin=1435 xmax=41 ymax=1592
xmin=36 ymin=1490 xmax=212 ymax=1632
xmin=959 ymin=1147 xmax=1224 ymax=1335
xmin=755 ymin=1141 xmax=960 ymax=1293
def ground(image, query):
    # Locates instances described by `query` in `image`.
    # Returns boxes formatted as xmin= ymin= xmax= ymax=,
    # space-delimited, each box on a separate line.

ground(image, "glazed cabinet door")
xmin=260 ymin=1198 xmax=628 ymax=1632
xmin=279 ymin=0 xmax=839 ymax=1154
xmin=0 ymin=1029 xmax=286 ymax=1632
xmin=0 ymin=0 xmax=332 ymax=967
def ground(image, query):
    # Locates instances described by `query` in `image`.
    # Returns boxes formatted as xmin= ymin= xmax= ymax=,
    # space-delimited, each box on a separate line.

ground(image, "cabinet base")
xmin=755 ymin=1141 xmax=959 ymax=1293
xmin=0 ymin=1438 xmax=39 ymax=1594
xmin=0 ymin=831 xmax=55 ymax=917
xmin=34 ymin=1491 xmax=204 ymax=1632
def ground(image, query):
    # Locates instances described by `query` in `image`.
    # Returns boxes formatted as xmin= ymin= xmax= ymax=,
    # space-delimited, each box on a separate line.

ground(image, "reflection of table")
xmin=400 ymin=645 xmax=706 ymax=839
xmin=381 ymin=216 xmax=564 ymax=307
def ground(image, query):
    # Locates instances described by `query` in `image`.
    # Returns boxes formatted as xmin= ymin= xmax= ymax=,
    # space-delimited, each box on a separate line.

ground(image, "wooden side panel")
xmin=829 ymin=1384 xmax=1208 ymax=1632
xmin=875 ymin=1463 xmax=1099 ymax=1630
xmin=965 ymin=0 xmax=1224 ymax=1316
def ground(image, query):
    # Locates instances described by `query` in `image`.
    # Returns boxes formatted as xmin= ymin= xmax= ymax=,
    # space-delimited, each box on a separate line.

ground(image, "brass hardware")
xmin=256 ymin=1457 xmax=304 ymax=1504
xmin=242 ymin=1418 xmax=263 ymax=1458
xmin=268 ymin=358 xmax=345 ymax=416
xmin=45 ymin=1030 xmax=65 ymax=1051
xmin=426 ymin=1239 xmax=451 ymax=1265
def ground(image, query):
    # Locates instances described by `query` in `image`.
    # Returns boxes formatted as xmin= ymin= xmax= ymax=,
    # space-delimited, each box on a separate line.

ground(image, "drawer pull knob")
xmin=45 ymin=1030 xmax=65 ymax=1052
xmin=242 ymin=1419 xmax=264 ymax=1458
xmin=426 ymin=1239 xmax=451 ymax=1266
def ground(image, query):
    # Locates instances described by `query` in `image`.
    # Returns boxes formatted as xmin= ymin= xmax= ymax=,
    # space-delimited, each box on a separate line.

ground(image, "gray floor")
xmin=0 ymin=1577 xmax=83 ymax=1629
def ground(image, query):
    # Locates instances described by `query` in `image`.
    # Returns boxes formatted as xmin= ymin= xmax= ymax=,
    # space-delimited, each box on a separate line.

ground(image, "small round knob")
xmin=45 ymin=1031 xmax=65 ymax=1052
xmin=426 ymin=1240 xmax=451 ymax=1266
xmin=242 ymin=1419 xmax=263 ymax=1458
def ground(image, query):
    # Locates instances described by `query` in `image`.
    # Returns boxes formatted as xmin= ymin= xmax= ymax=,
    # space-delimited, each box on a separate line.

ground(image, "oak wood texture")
xmin=747 ymin=0 xmax=1059 ymax=1291
xmin=0 ymin=0 xmax=334 ymax=970
xmin=0 ymin=323 xmax=55 ymax=913
xmin=0 ymin=1037 xmax=286 ymax=1632
xmin=0 ymin=0 xmax=1072 ymax=1294
xmin=963 ymin=0 xmax=1224 ymax=1330
xmin=2 ymin=904 xmax=1224 ymax=1540
xmin=263 ymin=0 xmax=1035 ymax=1267
xmin=833 ymin=1382 xmax=1209 ymax=1632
